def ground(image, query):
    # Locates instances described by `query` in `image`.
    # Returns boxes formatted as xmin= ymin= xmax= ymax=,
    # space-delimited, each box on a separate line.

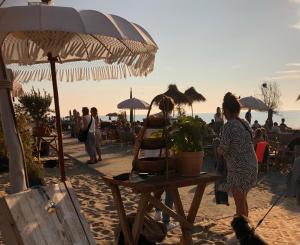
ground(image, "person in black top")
xmin=245 ymin=109 xmax=252 ymax=124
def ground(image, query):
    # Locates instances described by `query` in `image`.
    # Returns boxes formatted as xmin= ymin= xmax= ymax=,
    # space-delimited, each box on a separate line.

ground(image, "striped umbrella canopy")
xmin=117 ymin=98 xmax=150 ymax=110
xmin=239 ymin=96 xmax=268 ymax=111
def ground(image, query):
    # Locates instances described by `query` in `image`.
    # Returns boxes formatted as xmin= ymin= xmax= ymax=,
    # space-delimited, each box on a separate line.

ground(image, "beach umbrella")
xmin=154 ymin=84 xmax=191 ymax=105
xmin=117 ymin=97 xmax=149 ymax=121
xmin=106 ymin=112 xmax=118 ymax=120
xmin=184 ymin=86 xmax=206 ymax=116
xmin=297 ymin=95 xmax=300 ymax=101
xmin=106 ymin=112 xmax=119 ymax=117
xmin=118 ymin=98 xmax=150 ymax=110
xmin=239 ymin=96 xmax=268 ymax=111
xmin=0 ymin=4 xmax=158 ymax=190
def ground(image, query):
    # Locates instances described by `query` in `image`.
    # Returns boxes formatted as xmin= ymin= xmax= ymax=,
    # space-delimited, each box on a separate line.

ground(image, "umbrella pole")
xmin=0 ymin=52 xmax=28 ymax=193
xmin=48 ymin=53 xmax=66 ymax=182
xmin=191 ymin=105 xmax=194 ymax=117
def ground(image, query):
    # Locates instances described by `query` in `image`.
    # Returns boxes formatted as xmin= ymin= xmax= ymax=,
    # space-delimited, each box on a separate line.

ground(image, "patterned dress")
xmin=219 ymin=118 xmax=258 ymax=194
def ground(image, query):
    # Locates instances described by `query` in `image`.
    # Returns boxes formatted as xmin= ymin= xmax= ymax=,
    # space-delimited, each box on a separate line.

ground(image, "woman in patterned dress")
xmin=217 ymin=92 xmax=258 ymax=217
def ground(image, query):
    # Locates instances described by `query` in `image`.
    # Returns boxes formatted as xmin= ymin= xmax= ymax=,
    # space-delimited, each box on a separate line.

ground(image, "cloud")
xmin=291 ymin=22 xmax=300 ymax=29
xmin=289 ymin=0 xmax=300 ymax=3
xmin=231 ymin=64 xmax=242 ymax=69
xmin=286 ymin=63 xmax=300 ymax=67
xmin=275 ymin=70 xmax=300 ymax=74
xmin=262 ymin=74 xmax=300 ymax=80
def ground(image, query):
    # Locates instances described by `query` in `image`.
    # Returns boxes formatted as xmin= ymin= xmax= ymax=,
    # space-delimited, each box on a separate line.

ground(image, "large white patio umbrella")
xmin=117 ymin=97 xmax=150 ymax=121
xmin=239 ymin=96 xmax=268 ymax=111
xmin=0 ymin=4 xmax=158 ymax=192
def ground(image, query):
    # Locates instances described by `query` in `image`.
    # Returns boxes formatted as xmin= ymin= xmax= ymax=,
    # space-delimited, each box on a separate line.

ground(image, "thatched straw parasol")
xmin=154 ymin=84 xmax=191 ymax=105
xmin=184 ymin=87 xmax=206 ymax=116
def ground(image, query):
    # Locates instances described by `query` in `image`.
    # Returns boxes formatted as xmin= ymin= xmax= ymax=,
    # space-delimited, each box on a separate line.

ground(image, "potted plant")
xmin=167 ymin=116 xmax=208 ymax=176
xmin=18 ymin=87 xmax=52 ymax=136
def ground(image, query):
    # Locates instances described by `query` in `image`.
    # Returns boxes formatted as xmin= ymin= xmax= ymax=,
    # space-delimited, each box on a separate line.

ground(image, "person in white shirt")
xmin=82 ymin=107 xmax=97 ymax=164
xmin=91 ymin=107 xmax=102 ymax=161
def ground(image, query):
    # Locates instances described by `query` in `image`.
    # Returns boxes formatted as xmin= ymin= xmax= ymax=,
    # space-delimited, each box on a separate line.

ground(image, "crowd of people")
xmin=69 ymin=107 xmax=146 ymax=164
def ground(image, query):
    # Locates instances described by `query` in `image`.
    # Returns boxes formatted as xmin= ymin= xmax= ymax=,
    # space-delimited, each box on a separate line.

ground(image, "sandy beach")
xmin=0 ymin=135 xmax=299 ymax=244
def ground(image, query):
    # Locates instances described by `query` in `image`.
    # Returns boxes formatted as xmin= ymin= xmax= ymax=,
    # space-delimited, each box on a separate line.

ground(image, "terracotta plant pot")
xmin=176 ymin=151 xmax=204 ymax=176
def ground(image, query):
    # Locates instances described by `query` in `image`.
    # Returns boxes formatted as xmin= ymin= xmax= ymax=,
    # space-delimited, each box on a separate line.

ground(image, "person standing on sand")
xmin=217 ymin=92 xmax=258 ymax=217
xmin=81 ymin=107 xmax=97 ymax=164
xmin=214 ymin=107 xmax=224 ymax=135
xmin=91 ymin=107 xmax=102 ymax=161
xmin=245 ymin=109 xmax=252 ymax=124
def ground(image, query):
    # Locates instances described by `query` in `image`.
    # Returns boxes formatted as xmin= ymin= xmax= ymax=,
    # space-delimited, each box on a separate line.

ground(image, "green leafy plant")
xmin=167 ymin=116 xmax=208 ymax=153
xmin=18 ymin=87 xmax=52 ymax=127
xmin=14 ymin=106 xmax=44 ymax=182
xmin=0 ymin=106 xmax=44 ymax=183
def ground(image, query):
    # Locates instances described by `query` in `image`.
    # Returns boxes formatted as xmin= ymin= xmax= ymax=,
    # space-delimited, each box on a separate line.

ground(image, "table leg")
xmin=187 ymin=184 xmax=206 ymax=223
xmin=172 ymin=184 xmax=206 ymax=245
xmin=132 ymin=193 xmax=150 ymax=245
xmin=171 ymin=188 xmax=193 ymax=245
xmin=110 ymin=184 xmax=134 ymax=245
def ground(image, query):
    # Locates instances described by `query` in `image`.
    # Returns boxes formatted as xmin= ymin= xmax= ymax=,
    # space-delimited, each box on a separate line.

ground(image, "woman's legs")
xmin=95 ymin=130 xmax=102 ymax=161
xmin=85 ymin=133 xmax=97 ymax=163
xmin=162 ymin=191 xmax=173 ymax=224
xmin=232 ymin=189 xmax=248 ymax=217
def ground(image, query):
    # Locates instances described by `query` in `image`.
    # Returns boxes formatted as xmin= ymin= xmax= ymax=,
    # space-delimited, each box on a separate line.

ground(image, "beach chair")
xmin=256 ymin=141 xmax=270 ymax=172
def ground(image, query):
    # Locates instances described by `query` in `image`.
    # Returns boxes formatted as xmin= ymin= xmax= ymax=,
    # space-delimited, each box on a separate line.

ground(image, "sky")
xmin=3 ymin=0 xmax=300 ymax=116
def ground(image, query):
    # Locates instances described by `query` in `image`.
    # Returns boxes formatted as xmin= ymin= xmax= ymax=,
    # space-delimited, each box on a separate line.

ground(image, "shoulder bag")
xmin=78 ymin=117 xmax=93 ymax=142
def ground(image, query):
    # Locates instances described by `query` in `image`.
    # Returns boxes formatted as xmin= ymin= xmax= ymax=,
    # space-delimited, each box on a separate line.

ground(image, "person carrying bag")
xmin=78 ymin=118 xmax=92 ymax=142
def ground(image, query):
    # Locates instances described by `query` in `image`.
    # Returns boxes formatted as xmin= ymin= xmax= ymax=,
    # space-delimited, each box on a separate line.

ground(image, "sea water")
xmin=100 ymin=110 xmax=300 ymax=129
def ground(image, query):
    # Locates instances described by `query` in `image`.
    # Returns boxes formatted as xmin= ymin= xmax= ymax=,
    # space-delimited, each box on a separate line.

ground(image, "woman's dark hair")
xmin=222 ymin=92 xmax=241 ymax=115
xmin=158 ymin=96 xmax=175 ymax=113
xmin=254 ymin=128 xmax=262 ymax=139
xmin=82 ymin=107 xmax=89 ymax=116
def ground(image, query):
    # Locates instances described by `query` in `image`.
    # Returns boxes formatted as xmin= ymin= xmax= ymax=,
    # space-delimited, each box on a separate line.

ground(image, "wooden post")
xmin=171 ymin=189 xmax=193 ymax=245
xmin=0 ymin=52 xmax=27 ymax=193
xmin=132 ymin=193 xmax=150 ymax=245
xmin=47 ymin=53 xmax=66 ymax=182
xmin=110 ymin=184 xmax=134 ymax=245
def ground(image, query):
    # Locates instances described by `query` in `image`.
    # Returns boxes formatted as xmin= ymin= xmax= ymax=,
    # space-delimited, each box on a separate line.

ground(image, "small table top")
xmin=102 ymin=172 xmax=220 ymax=193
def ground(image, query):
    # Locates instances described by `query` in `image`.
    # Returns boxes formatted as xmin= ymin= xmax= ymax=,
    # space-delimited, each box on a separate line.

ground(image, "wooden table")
xmin=102 ymin=173 xmax=220 ymax=245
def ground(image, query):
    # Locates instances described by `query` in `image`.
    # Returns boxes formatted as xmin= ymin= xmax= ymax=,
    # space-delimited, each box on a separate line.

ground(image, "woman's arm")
xmin=133 ymin=126 xmax=146 ymax=160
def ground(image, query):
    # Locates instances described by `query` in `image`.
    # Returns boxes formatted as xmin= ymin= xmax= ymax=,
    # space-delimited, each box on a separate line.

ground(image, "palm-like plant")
xmin=18 ymin=87 xmax=52 ymax=128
